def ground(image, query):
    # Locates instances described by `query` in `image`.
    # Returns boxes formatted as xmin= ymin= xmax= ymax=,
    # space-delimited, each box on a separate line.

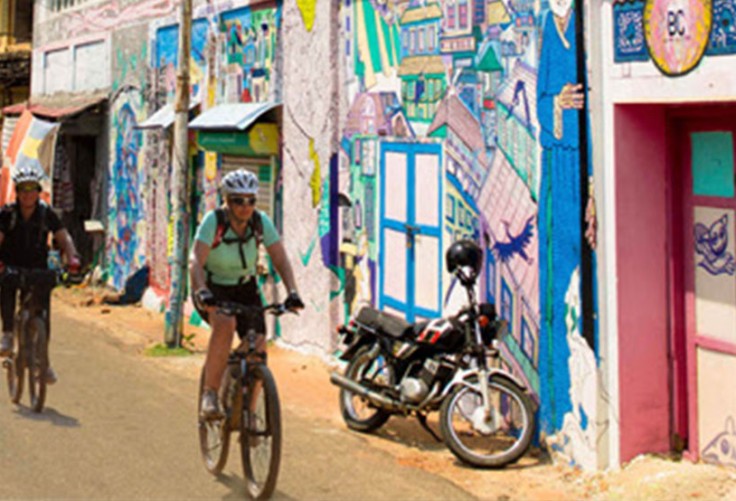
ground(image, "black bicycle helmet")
xmin=446 ymin=240 xmax=483 ymax=284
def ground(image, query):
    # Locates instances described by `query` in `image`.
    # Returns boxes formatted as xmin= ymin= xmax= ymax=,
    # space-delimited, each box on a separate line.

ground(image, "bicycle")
xmin=1 ymin=266 xmax=59 ymax=413
xmin=198 ymin=300 xmax=290 ymax=500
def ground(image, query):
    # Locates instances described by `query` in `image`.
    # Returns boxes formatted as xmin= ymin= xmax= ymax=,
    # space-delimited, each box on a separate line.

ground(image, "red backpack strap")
xmin=211 ymin=208 xmax=228 ymax=250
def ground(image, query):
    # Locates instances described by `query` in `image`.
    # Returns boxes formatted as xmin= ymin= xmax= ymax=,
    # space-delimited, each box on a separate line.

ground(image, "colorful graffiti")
xmin=702 ymin=416 xmax=736 ymax=467
xmin=614 ymin=1 xmax=736 ymax=71
xmin=152 ymin=3 xmax=280 ymax=104
xmin=108 ymin=96 xmax=146 ymax=290
xmin=547 ymin=268 xmax=598 ymax=470
xmin=337 ymin=0 xmax=597 ymax=463
xmin=67 ymin=0 xmax=177 ymax=39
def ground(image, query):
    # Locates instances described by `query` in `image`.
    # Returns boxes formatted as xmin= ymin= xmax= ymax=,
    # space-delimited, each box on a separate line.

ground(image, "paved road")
xmin=0 ymin=309 xmax=474 ymax=500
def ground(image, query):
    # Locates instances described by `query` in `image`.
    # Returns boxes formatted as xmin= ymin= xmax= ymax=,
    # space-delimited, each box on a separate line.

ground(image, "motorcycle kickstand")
xmin=416 ymin=412 xmax=442 ymax=443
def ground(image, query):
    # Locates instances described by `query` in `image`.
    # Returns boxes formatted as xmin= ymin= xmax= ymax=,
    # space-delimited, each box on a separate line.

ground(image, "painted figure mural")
xmin=536 ymin=0 xmax=586 ymax=434
xmin=338 ymin=0 xmax=598 ymax=467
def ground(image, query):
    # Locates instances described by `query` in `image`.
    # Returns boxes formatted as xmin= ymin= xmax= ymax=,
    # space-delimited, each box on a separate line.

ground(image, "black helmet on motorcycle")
xmin=446 ymin=240 xmax=483 ymax=285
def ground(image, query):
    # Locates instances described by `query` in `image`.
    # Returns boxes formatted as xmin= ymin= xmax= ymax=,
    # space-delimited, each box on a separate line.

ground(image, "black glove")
xmin=194 ymin=288 xmax=216 ymax=310
xmin=285 ymin=291 xmax=304 ymax=311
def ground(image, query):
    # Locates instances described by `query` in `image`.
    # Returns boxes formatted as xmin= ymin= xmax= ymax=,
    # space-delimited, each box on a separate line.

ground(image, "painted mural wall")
xmin=335 ymin=0 xmax=599 ymax=468
xmin=108 ymin=25 xmax=151 ymax=290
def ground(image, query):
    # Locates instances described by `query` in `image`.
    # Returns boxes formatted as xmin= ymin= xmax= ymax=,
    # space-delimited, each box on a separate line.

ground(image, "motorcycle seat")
xmin=354 ymin=307 xmax=410 ymax=338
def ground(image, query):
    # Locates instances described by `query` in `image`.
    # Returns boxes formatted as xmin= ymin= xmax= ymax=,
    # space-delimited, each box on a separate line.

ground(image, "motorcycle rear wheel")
xmin=339 ymin=345 xmax=393 ymax=432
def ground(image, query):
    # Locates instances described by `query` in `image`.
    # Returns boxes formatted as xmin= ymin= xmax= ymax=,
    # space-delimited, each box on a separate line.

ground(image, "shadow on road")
xmin=13 ymin=406 xmax=80 ymax=428
xmin=215 ymin=472 xmax=296 ymax=501
xmin=372 ymin=418 xmax=551 ymax=470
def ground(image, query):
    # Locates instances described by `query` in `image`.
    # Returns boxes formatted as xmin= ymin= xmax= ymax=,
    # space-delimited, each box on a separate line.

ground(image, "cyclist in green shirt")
xmin=190 ymin=169 xmax=303 ymax=419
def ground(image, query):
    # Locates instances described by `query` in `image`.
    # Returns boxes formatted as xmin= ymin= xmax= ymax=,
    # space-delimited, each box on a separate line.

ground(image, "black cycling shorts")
xmin=193 ymin=279 xmax=265 ymax=339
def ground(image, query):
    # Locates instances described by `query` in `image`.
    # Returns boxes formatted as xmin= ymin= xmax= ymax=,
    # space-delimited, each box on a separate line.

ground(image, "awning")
xmin=189 ymin=102 xmax=280 ymax=131
xmin=2 ymin=92 xmax=107 ymax=120
xmin=136 ymin=100 xmax=200 ymax=130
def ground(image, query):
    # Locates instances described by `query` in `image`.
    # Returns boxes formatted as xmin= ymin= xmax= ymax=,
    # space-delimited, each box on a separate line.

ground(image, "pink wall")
xmin=615 ymin=105 xmax=672 ymax=462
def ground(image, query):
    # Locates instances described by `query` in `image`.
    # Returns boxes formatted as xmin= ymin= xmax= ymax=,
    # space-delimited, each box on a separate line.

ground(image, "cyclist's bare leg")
xmin=204 ymin=311 xmax=236 ymax=391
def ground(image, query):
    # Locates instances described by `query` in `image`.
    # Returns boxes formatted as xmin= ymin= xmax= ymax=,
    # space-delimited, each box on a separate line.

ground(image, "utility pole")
xmin=165 ymin=0 xmax=192 ymax=348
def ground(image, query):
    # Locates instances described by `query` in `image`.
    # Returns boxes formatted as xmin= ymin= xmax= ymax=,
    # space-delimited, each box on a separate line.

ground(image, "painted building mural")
xmin=337 ymin=0 xmax=598 ymax=468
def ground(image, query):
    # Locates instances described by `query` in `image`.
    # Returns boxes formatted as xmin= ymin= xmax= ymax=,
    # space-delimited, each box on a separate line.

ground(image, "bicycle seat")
xmin=354 ymin=307 xmax=410 ymax=338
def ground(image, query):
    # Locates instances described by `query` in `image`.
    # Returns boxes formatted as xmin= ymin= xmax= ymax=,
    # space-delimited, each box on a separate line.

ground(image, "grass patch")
xmin=144 ymin=343 xmax=194 ymax=357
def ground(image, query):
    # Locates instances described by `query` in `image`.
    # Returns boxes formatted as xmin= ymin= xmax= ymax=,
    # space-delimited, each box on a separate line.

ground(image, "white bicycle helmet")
xmin=221 ymin=169 xmax=258 ymax=196
xmin=12 ymin=166 xmax=45 ymax=186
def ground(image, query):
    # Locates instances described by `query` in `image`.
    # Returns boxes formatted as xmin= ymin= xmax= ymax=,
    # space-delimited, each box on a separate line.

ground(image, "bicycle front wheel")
xmin=28 ymin=317 xmax=48 ymax=413
xmin=6 ymin=321 xmax=25 ymax=404
xmin=198 ymin=367 xmax=231 ymax=475
xmin=241 ymin=364 xmax=281 ymax=500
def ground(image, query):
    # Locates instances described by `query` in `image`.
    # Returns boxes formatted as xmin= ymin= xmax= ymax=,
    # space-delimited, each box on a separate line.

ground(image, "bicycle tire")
xmin=198 ymin=367 xmax=231 ymax=474
xmin=7 ymin=320 xmax=25 ymax=404
xmin=27 ymin=317 xmax=48 ymax=413
xmin=241 ymin=364 xmax=281 ymax=500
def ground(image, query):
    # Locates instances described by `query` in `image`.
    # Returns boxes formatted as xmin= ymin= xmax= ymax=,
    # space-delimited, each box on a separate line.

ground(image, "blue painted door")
xmin=379 ymin=142 xmax=443 ymax=322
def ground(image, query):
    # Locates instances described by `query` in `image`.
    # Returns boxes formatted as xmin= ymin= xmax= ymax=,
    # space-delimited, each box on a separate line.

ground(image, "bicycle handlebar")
xmin=214 ymin=301 xmax=293 ymax=318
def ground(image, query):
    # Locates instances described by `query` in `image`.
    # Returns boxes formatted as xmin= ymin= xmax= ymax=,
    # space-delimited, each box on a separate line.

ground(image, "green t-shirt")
xmin=195 ymin=209 xmax=280 ymax=286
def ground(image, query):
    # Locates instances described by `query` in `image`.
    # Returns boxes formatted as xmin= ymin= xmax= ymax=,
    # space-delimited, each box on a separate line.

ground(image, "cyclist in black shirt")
xmin=0 ymin=167 xmax=80 ymax=384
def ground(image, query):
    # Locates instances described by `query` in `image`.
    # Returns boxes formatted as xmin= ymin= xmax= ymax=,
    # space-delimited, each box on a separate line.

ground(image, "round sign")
xmin=643 ymin=0 xmax=712 ymax=76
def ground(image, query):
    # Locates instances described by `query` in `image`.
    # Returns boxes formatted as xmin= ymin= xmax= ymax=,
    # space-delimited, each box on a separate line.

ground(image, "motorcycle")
xmin=329 ymin=240 xmax=535 ymax=468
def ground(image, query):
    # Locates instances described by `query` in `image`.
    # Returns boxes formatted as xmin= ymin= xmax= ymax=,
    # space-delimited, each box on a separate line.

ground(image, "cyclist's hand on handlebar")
xmin=285 ymin=291 xmax=304 ymax=312
xmin=67 ymin=256 xmax=81 ymax=275
xmin=195 ymin=288 xmax=216 ymax=311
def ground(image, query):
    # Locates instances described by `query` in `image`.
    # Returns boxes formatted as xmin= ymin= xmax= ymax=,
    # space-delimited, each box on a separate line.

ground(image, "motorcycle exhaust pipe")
xmin=330 ymin=372 xmax=401 ymax=411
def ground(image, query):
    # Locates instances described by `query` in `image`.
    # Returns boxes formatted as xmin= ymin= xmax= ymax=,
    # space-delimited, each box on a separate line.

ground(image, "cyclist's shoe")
xmin=45 ymin=367 xmax=58 ymax=385
xmin=200 ymin=389 xmax=224 ymax=421
xmin=0 ymin=331 xmax=12 ymax=356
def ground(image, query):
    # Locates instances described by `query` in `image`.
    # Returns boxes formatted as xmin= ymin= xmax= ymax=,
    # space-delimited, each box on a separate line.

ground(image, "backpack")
xmin=210 ymin=207 xmax=264 ymax=275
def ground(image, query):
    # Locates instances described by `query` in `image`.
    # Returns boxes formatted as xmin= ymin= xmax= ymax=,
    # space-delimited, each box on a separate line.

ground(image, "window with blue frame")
xmin=446 ymin=195 xmax=456 ymax=224
xmin=521 ymin=317 xmax=535 ymax=363
xmin=501 ymin=279 xmax=513 ymax=335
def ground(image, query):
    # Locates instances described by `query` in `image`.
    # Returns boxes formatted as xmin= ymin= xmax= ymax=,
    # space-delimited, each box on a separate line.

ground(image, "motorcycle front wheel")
xmin=440 ymin=375 xmax=534 ymax=468
xmin=339 ymin=345 xmax=394 ymax=432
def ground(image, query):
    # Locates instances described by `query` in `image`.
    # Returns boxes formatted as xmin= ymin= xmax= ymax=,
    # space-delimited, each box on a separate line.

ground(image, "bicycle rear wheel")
xmin=198 ymin=367 xmax=231 ymax=474
xmin=241 ymin=364 xmax=281 ymax=500
xmin=6 ymin=321 xmax=25 ymax=404
xmin=28 ymin=317 xmax=48 ymax=413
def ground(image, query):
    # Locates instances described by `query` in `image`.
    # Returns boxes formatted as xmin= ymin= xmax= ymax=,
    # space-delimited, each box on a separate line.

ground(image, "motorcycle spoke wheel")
xmin=339 ymin=346 xmax=393 ymax=432
xmin=440 ymin=377 xmax=534 ymax=468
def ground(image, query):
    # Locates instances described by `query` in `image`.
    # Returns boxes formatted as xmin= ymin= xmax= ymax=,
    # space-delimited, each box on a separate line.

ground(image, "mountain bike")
xmin=1 ymin=267 xmax=59 ymax=413
xmin=198 ymin=301 xmax=290 ymax=500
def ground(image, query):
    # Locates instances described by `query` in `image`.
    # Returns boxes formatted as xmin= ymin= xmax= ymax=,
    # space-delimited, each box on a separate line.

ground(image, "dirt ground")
xmin=53 ymin=285 xmax=736 ymax=500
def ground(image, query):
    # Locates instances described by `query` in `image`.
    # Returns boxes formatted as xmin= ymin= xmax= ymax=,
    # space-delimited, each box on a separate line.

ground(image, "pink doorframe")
xmin=615 ymin=105 xmax=672 ymax=463
xmin=616 ymin=103 xmax=736 ymax=463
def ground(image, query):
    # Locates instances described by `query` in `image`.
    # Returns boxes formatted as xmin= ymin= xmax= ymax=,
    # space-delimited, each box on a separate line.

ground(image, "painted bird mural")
xmin=492 ymin=215 xmax=535 ymax=264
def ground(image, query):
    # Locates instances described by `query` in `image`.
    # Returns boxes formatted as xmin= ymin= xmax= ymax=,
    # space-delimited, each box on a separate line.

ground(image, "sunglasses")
xmin=17 ymin=184 xmax=41 ymax=193
xmin=228 ymin=196 xmax=257 ymax=207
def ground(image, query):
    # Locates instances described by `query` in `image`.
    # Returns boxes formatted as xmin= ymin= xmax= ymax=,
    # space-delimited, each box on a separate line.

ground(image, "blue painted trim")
xmin=379 ymin=142 xmax=443 ymax=322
